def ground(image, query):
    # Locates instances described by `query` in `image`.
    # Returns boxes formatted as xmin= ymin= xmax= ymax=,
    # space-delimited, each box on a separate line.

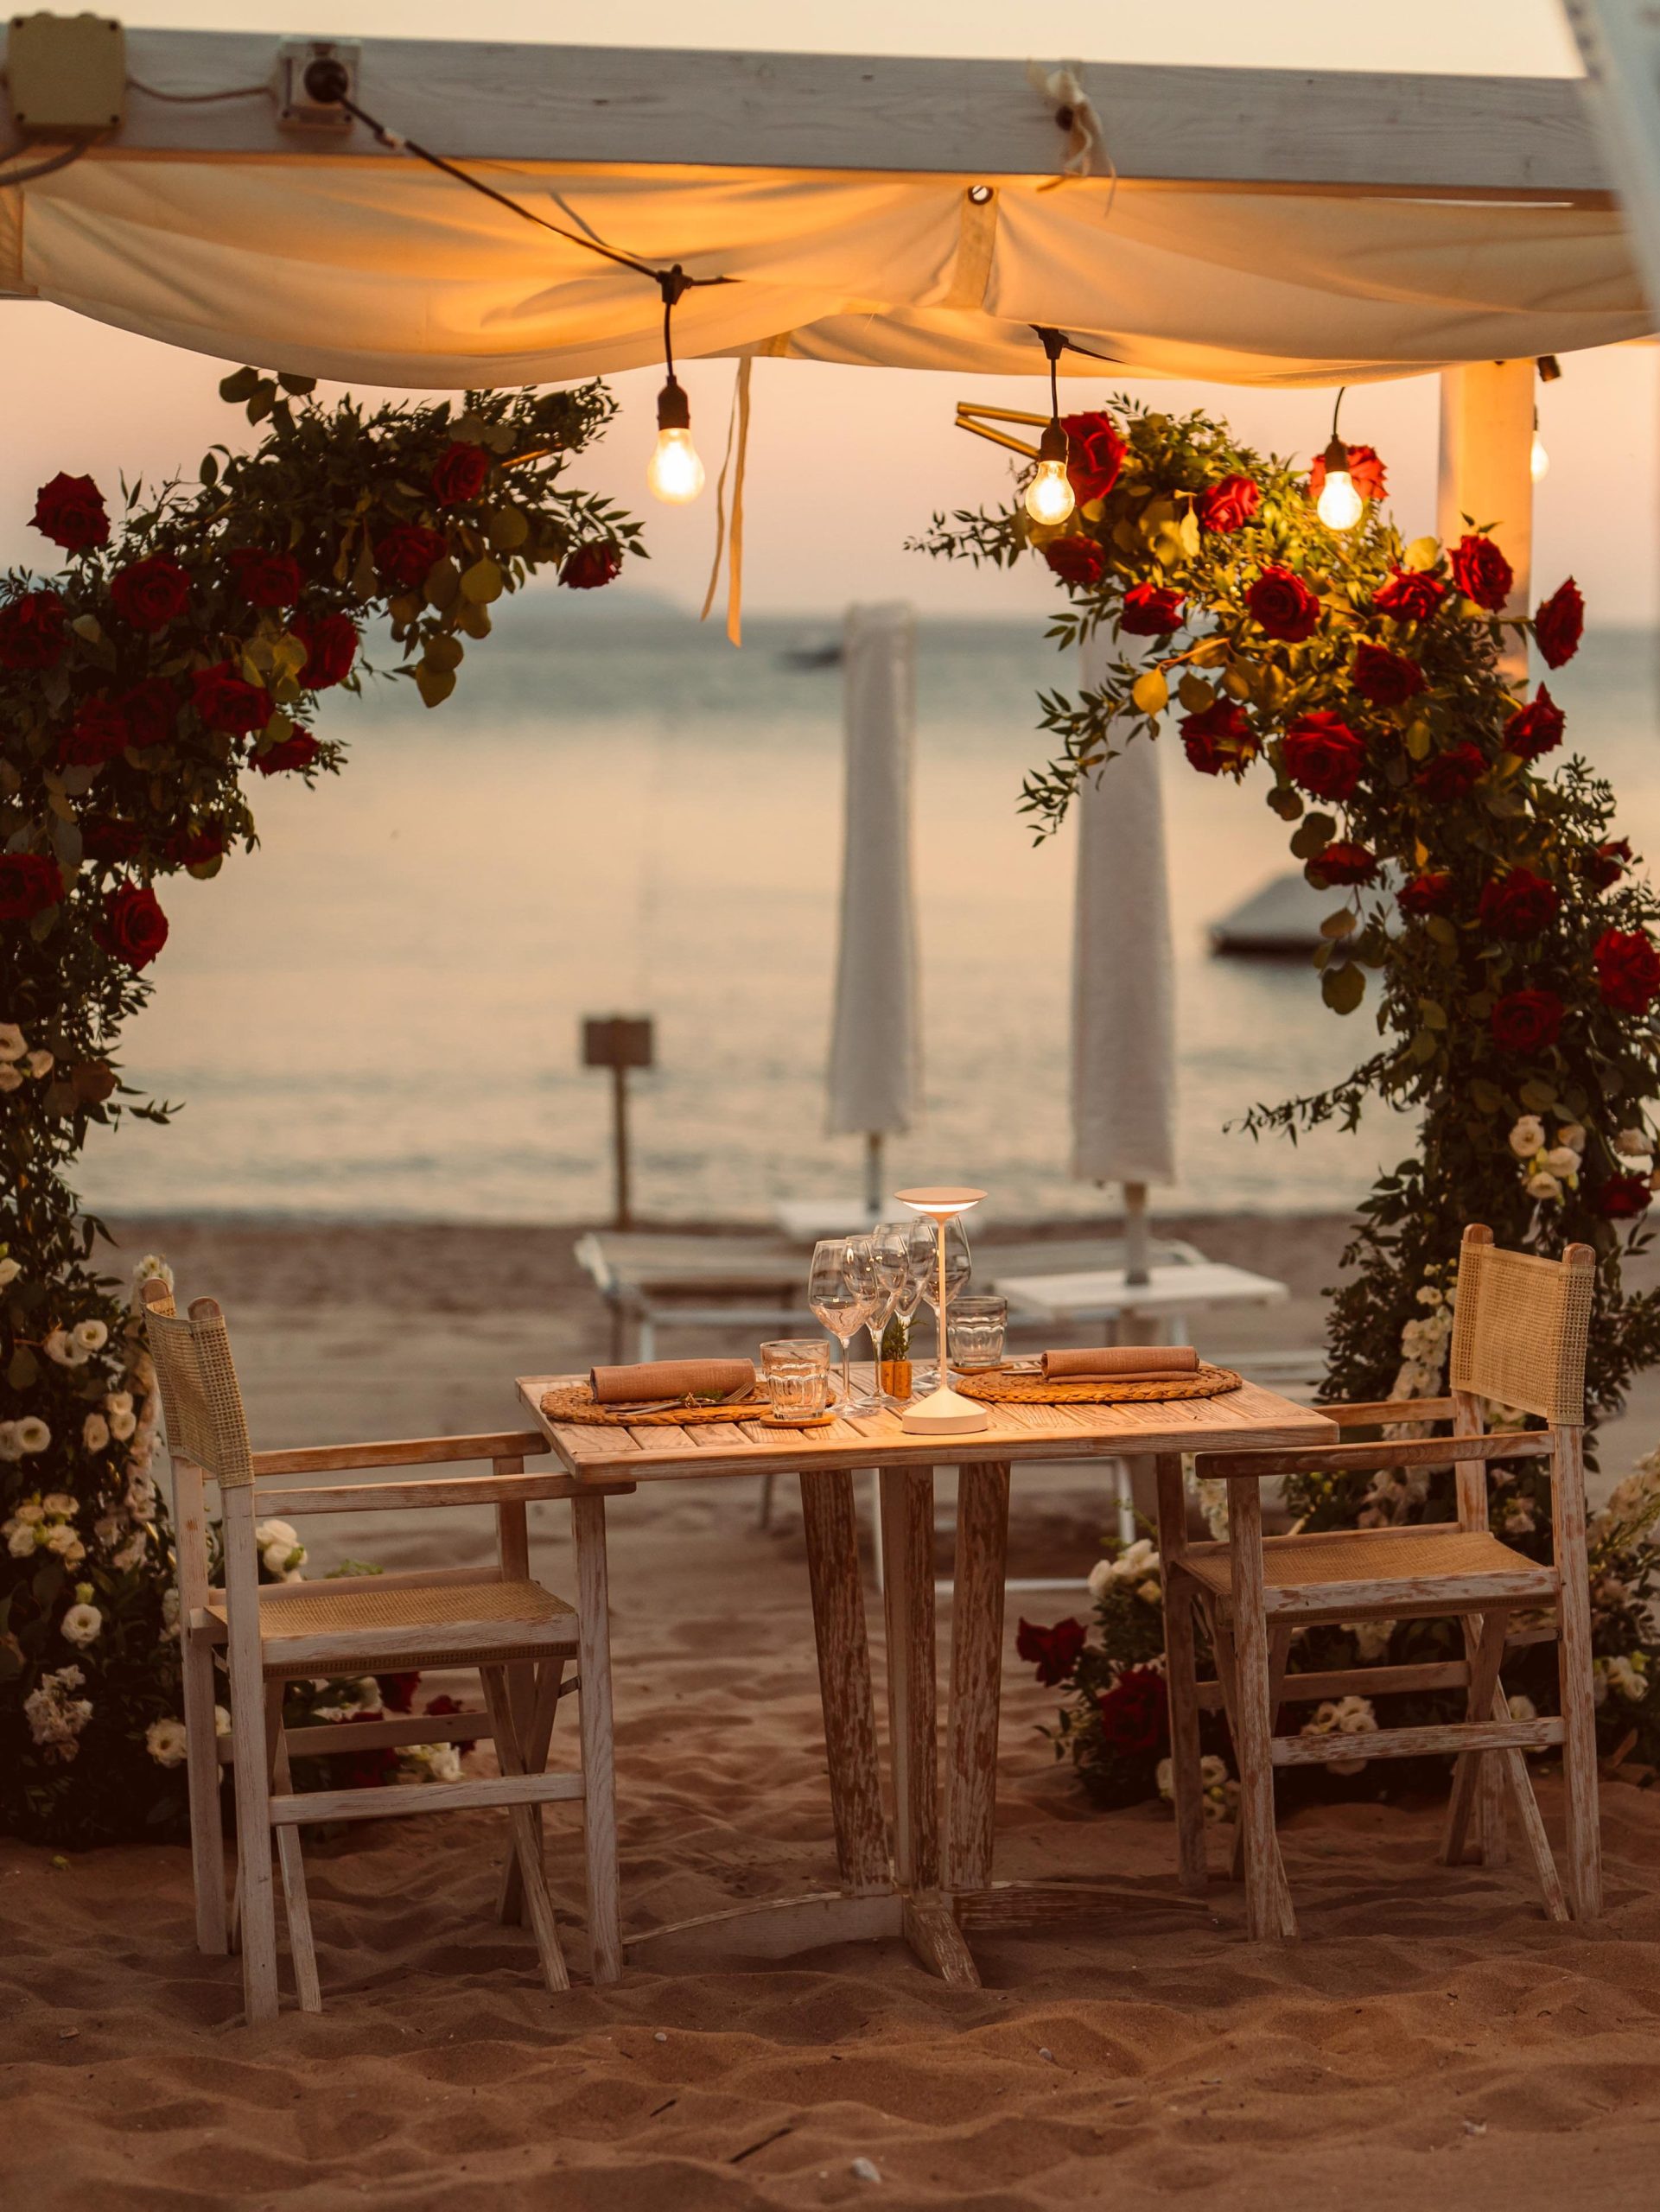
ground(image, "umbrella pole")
xmin=1123 ymin=1179 xmax=1151 ymax=1288
xmin=864 ymin=1132 xmax=883 ymax=1218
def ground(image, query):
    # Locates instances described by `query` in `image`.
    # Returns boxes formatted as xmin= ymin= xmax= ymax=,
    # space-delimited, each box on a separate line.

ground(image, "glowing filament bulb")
xmin=648 ymin=375 xmax=704 ymax=504
xmin=1024 ymin=420 xmax=1076 ymax=525
xmin=1315 ymin=431 xmax=1364 ymax=531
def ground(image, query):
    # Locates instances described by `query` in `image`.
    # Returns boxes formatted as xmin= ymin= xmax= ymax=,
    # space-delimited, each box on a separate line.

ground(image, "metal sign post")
xmin=582 ymin=1014 xmax=654 ymax=1229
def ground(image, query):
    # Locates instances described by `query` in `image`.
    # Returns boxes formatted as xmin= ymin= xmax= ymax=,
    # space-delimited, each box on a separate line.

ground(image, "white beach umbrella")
xmin=827 ymin=601 xmax=921 ymax=1211
xmin=1071 ymin=629 xmax=1177 ymax=1275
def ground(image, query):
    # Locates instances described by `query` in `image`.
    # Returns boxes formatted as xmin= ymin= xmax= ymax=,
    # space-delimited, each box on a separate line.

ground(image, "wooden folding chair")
xmin=1158 ymin=1224 xmax=1601 ymax=1939
xmin=141 ymin=1279 xmax=630 ymax=2024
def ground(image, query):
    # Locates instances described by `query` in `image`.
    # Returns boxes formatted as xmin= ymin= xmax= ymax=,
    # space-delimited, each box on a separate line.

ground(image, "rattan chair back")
xmin=1448 ymin=1224 xmax=1594 ymax=1427
xmin=139 ymin=1278 xmax=256 ymax=1488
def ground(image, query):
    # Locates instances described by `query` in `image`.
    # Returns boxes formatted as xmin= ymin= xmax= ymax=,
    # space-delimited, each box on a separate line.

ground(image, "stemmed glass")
xmin=848 ymin=1230 xmax=906 ymax=1408
xmin=906 ymin=1213 xmax=971 ymax=1392
xmin=808 ymin=1237 xmax=876 ymax=1414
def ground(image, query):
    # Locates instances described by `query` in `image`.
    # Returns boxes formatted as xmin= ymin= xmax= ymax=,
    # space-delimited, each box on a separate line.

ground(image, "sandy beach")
xmin=5 ymin=1212 xmax=1660 ymax=2209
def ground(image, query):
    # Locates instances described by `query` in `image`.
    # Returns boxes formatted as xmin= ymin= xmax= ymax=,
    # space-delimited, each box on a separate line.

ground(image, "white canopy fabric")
xmin=1070 ymin=632 xmax=1177 ymax=1192
xmin=0 ymin=161 xmax=1646 ymax=389
xmin=826 ymin=602 xmax=920 ymax=1147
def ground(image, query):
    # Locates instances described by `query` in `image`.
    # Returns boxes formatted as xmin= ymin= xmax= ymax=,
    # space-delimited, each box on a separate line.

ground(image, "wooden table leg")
xmin=1154 ymin=1453 xmax=1208 ymax=1893
xmin=799 ymin=1468 xmax=891 ymax=1896
xmin=572 ymin=1493 xmax=623 ymax=1985
xmin=879 ymin=1466 xmax=938 ymax=1891
xmin=944 ymin=1461 xmax=1010 ymax=1898
xmin=1226 ymin=1478 xmax=1295 ymax=1941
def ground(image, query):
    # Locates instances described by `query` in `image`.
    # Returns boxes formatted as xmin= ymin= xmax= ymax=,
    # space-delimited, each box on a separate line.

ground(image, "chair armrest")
xmin=1196 ymin=1431 xmax=1552 ymax=1483
xmin=249 ymin=1429 xmax=550 ymax=1479
xmin=1320 ymin=1396 xmax=1455 ymax=1427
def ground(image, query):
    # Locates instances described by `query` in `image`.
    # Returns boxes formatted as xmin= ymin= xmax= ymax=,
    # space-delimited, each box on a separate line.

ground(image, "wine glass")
xmin=849 ymin=1232 xmax=902 ymax=1408
xmin=906 ymin=1214 xmax=971 ymax=1391
xmin=808 ymin=1237 xmax=875 ymax=1414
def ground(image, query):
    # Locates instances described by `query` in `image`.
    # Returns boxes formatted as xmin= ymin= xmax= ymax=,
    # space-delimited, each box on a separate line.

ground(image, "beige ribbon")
xmin=1027 ymin=60 xmax=1116 ymax=205
xmin=700 ymin=356 xmax=752 ymax=646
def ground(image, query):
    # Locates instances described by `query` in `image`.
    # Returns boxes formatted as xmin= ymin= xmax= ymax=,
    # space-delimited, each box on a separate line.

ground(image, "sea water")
xmin=73 ymin=601 xmax=1659 ymax=1226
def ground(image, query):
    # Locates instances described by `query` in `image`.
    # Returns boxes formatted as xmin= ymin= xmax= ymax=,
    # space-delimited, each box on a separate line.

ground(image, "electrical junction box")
xmin=4 ymin=12 xmax=126 ymax=135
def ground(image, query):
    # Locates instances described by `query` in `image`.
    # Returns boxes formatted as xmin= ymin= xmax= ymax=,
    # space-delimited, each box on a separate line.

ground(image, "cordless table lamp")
xmin=894 ymin=1186 xmax=989 ymax=1435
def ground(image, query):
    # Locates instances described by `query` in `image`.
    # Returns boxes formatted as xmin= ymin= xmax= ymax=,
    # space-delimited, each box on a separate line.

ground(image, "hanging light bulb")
xmin=1530 ymin=406 xmax=1550 ymax=483
xmin=647 ymin=377 xmax=705 ymax=504
xmin=646 ymin=264 xmax=704 ymax=505
xmin=1314 ymin=388 xmax=1365 ymax=531
xmin=1022 ymin=325 xmax=1077 ymax=526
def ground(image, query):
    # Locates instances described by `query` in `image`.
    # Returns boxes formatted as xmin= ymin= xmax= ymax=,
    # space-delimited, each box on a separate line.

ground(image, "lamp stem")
xmin=938 ymin=1220 xmax=949 ymax=1387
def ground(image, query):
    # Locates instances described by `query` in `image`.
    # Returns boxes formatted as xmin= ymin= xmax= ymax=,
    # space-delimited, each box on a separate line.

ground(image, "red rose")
xmin=375 ymin=524 xmax=448 ymax=590
xmin=165 ymin=827 xmax=228 ymax=867
xmin=1313 ymin=840 xmax=1377 ymax=886
xmin=1398 ymin=870 xmax=1455 ymax=918
xmin=1180 ymin=698 xmax=1256 ymax=778
xmin=97 ymin=882 xmax=169 ymax=970
xmin=0 ymin=852 xmax=62 ymax=919
xmin=1413 ymin=741 xmax=1486 ymax=802
xmin=431 ymin=441 xmax=491 ymax=505
xmin=0 ymin=588 xmax=67 ymax=671
xmin=110 ymin=556 xmax=190 ymax=632
xmin=58 ymin=697 xmax=130 ymax=768
xmin=1450 ymin=533 xmax=1514 ymax=612
xmin=1059 ymin=410 xmax=1127 ymax=503
xmin=228 ymin=548 xmax=304 ymax=609
xmin=191 ymin=662 xmax=270 ymax=738
xmin=1308 ymin=442 xmax=1387 ymax=505
xmin=1371 ymin=567 xmax=1446 ymax=624
xmin=1491 ymin=988 xmax=1563 ymax=1053
xmin=255 ymin=731 xmax=321 ymax=777
xmin=80 ymin=817 xmax=145 ymax=865
xmin=1593 ymin=927 xmax=1660 ymax=1015
xmin=1196 ymin=474 xmax=1259 ymax=534
xmin=1246 ymin=563 xmax=1321 ymax=643
xmin=292 ymin=611 xmax=359 ymax=689
xmin=560 ymin=543 xmax=624 ymax=592
xmin=1587 ymin=839 xmax=1632 ymax=891
xmin=1534 ymin=577 xmax=1584 ymax=671
xmin=121 ymin=677 xmax=177 ymax=750
xmin=31 ymin=472 xmax=109 ymax=551
xmin=1350 ymin=643 xmax=1423 ymax=706
xmin=1281 ymin=710 xmax=1365 ymax=800
xmin=1015 ymin=1616 xmax=1086 ymax=1688
xmin=1599 ymin=1173 xmax=1653 ymax=1220
xmin=1119 ymin=583 xmax=1185 ymax=637
xmin=1505 ymin=686 xmax=1565 ymax=761
xmin=1043 ymin=535 xmax=1109 ymax=588
xmin=1096 ymin=1666 xmax=1167 ymax=1755
xmin=1478 ymin=867 xmax=1560 ymax=940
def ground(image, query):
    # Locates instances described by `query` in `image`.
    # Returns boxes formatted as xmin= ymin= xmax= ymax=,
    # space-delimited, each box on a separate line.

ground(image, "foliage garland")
xmin=1 ymin=370 xmax=639 ymax=1845
xmin=919 ymin=396 xmax=1660 ymax=1802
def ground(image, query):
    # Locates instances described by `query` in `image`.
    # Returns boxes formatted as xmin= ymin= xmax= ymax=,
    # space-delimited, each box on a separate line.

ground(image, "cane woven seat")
xmin=1180 ymin=1523 xmax=1555 ymax=1613
xmin=203 ymin=1573 xmax=578 ymax=1675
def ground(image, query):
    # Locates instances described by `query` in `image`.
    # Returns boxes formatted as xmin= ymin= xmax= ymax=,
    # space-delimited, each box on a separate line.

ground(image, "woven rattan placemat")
xmin=954 ymin=1363 xmax=1242 ymax=1405
xmin=540 ymin=1382 xmax=770 ymax=1427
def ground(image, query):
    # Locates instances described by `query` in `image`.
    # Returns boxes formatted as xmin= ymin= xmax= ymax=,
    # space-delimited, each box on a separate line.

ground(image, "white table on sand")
xmin=519 ymin=1362 xmax=1332 ymax=1985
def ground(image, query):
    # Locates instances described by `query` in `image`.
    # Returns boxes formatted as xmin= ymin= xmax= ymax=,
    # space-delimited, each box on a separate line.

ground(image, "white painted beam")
xmin=0 ymin=29 xmax=1613 ymax=197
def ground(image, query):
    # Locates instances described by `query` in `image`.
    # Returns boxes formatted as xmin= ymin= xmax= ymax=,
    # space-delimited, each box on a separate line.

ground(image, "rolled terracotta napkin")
xmin=1042 ymin=1345 xmax=1200 ymax=1382
xmin=588 ymin=1358 xmax=757 ymax=1405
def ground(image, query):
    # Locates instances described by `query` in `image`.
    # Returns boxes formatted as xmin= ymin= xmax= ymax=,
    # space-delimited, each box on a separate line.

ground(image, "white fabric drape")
xmin=0 ymin=162 xmax=1646 ymax=388
xmin=1070 ymin=632 xmax=1177 ymax=1188
xmin=826 ymin=603 xmax=920 ymax=1141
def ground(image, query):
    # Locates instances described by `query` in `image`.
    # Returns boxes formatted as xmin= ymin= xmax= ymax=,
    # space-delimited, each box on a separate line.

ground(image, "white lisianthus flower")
xmin=1557 ymin=1122 xmax=1587 ymax=1154
xmin=0 ymin=1255 xmax=19 ymax=1288
xmin=43 ymin=1525 xmax=86 ymax=1564
xmin=25 ymin=1049 xmax=53 ymax=1077
xmin=255 ymin=1518 xmax=306 ymax=1580
xmin=108 ymin=1408 xmax=137 ymax=1441
xmin=1415 ymin=1285 xmax=1444 ymax=1308
xmin=41 ymin=1492 xmax=77 ymax=1517
xmin=1301 ymin=1694 xmax=1378 ymax=1777
xmin=145 ymin=1717 xmax=188 ymax=1768
xmin=161 ymin=1587 xmax=181 ymax=1635
xmin=6 ymin=1522 xmax=37 ymax=1559
xmin=1347 ymin=1618 xmax=1396 ymax=1662
xmin=0 ymin=1421 xmax=21 ymax=1462
xmin=60 ymin=1603 xmax=102 ymax=1647
xmin=105 ymin=1391 xmax=133 ymax=1417
xmin=73 ymin=1318 xmax=108 ymax=1353
xmin=1525 ymin=1171 xmax=1563 ymax=1202
xmin=0 ymin=1021 xmax=25 ymax=1060
xmin=16 ymin=1417 xmax=51 ymax=1454
xmin=214 ymin=1705 xmax=232 ymax=1736
xmin=417 ymin=1745 xmax=464 ymax=1784
xmin=130 ymin=1255 xmax=175 ymax=1304
xmin=1154 ymin=1756 xmax=1173 ymax=1801
xmin=42 ymin=1329 xmax=74 ymax=1365
xmin=0 ymin=1065 xmax=22 ymax=1092
xmin=82 ymin=1414 xmax=110 ymax=1453
xmin=1616 ymin=1128 xmax=1650 ymax=1158
xmin=1508 ymin=1115 xmax=1546 ymax=1159
xmin=1542 ymin=1147 xmax=1581 ymax=1180
xmin=1086 ymin=1559 xmax=1114 ymax=1604
xmin=24 ymin=1665 xmax=92 ymax=1758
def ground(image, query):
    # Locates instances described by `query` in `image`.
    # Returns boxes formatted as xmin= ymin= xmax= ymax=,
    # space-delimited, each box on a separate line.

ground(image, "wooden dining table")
xmin=518 ymin=1364 xmax=1337 ymax=1984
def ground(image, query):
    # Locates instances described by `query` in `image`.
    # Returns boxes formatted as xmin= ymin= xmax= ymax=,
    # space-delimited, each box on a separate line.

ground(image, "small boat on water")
xmin=1209 ymin=870 xmax=1354 ymax=957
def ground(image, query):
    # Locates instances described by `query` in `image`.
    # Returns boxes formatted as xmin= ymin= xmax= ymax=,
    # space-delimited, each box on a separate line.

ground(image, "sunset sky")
xmin=3 ymin=1 xmax=1652 ymax=622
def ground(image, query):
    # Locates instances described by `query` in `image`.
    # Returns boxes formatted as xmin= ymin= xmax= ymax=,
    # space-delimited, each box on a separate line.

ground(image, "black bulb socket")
xmin=1038 ymin=419 xmax=1069 ymax=466
xmin=656 ymin=377 xmax=690 ymax=432
xmin=303 ymin=56 xmax=352 ymax=106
